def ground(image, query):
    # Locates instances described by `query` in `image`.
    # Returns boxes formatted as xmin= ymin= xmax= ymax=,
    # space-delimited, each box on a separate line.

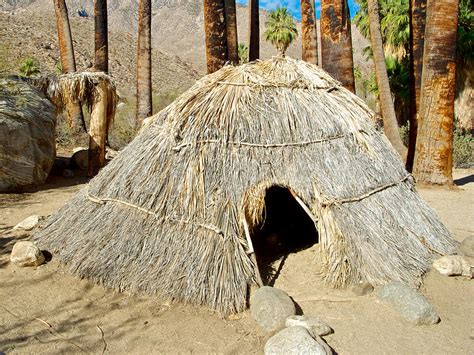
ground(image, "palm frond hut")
xmin=29 ymin=72 xmax=118 ymax=176
xmin=33 ymin=57 xmax=457 ymax=314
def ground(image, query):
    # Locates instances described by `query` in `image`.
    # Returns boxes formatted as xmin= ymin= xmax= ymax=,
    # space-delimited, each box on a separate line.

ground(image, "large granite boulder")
xmin=0 ymin=76 xmax=56 ymax=191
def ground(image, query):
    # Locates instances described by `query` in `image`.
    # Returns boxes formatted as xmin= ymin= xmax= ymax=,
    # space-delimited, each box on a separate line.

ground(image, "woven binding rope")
xmin=172 ymin=133 xmax=347 ymax=152
xmin=86 ymin=189 xmax=224 ymax=236
xmin=320 ymin=174 xmax=412 ymax=207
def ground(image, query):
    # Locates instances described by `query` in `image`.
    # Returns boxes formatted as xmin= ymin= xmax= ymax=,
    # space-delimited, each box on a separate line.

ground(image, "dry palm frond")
xmin=33 ymin=57 xmax=457 ymax=315
xmin=28 ymin=72 xmax=118 ymax=130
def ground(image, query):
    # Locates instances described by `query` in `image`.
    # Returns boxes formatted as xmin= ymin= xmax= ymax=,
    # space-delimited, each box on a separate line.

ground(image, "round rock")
xmin=459 ymin=236 xmax=474 ymax=258
xmin=264 ymin=326 xmax=332 ymax=355
xmin=433 ymin=255 xmax=471 ymax=277
xmin=13 ymin=215 xmax=40 ymax=231
xmin=10 ymin=241 xmax=45 ymax=267
xmin=285 ymin=315 xmax=333 ymax=337
xmin=351 ymin=282 xmax=374 ymax=296
xmin=250 ymin=286 xmax=296 ymax=332
xmin=71 ymin=149 xmax=88 ymax=170
xmin=377 ymin=281 xmax=439 ymax=325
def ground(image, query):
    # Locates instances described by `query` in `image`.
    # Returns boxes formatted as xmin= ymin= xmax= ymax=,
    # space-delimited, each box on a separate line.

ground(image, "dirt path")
xmin=0 ymin=170 xmax=473 ymax=354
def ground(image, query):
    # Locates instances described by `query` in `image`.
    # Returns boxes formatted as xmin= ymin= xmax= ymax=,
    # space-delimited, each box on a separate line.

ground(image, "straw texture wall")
xmin=34 ymin=57 xmax=457 ymax=314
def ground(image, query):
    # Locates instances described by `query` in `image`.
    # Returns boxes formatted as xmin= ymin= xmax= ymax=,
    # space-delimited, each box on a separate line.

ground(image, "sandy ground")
xmin=0 ymin=169 xmax=473 ymax=354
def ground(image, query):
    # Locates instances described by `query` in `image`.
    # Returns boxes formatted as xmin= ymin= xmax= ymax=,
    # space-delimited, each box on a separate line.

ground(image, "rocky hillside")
xmin=1 ymin=0 xmax=372 ymax=77
xmin=0 ymin=6 xmax=200 ymax=98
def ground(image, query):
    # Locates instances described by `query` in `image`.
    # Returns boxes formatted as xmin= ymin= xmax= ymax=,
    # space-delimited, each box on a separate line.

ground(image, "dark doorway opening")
xmin=250 ymin=186 xmax=319 ymax=285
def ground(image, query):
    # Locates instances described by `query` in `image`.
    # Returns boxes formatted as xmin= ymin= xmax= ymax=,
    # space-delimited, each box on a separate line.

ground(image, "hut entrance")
xmin=250 ymin=186 xmax=318 ymax=285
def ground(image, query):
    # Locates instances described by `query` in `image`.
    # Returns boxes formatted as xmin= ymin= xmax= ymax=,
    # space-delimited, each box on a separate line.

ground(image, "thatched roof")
xmin=28 ymin=72 xmax=118 ymax=128
xmin=33 ymin=57 xmax=457 ymax=314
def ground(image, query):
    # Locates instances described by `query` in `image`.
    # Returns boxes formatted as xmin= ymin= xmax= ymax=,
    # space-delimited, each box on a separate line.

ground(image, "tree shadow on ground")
xmin=454 ymin=174 xmax=474 ymax=186
xmin=0 ymin=271 xmax=165 ymax=353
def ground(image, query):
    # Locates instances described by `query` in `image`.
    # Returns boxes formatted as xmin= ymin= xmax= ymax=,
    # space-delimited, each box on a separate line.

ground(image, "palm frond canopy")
xmin=33 ymin=58 xmax=456 ymax=315
xmin=264 ymin=7 xmax=299 ymax=55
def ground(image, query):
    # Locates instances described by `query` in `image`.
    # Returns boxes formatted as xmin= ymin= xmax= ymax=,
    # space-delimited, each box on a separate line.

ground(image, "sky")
xmin=235 ymin=0 xmax=360 ymax=20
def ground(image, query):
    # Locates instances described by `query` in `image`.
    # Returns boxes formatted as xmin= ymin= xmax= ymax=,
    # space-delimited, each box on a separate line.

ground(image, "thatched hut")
xmin=30 ymin=72 xmax=118 ymax=176
xmin=33 ymin=57 xmax=457 ymax=314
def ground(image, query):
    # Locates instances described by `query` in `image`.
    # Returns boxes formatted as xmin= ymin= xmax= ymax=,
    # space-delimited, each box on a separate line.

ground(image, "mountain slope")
xmin=2 ymin=0 xmax=372 ymax=75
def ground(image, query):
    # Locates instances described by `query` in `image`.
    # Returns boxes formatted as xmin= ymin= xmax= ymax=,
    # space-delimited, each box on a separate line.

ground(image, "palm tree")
xmin=354 ymin=0 xmax=410 ymax=59
xmin=300 ymin=0 xmax=318 ymax=65
xmin=248 ymin=0 xmax=259 ymax=61
xmin=53 ymin=0 xmax=85 ymax=133
xmin=406 ymin=0 xmax=426 ymax=171
xmin=264 ymin=7 xmax=298 ymax=56
xmin=367 ymin=0 xmax=407 ymax=159
xmin=94 ymin=0 xmax=108 ymax=73
xmin=136 ymin=0 xmax=152 ymax=123
xmin=204 ymin=0 xmax=228 ymax=73
xmin=413 ymin=0 xmax=459 ymax=185
xmin=54 ymin=0 xmax=77 ymax=73
xmin=224 ymin=0 xmax=239 ymax=64
xmin=320 ymin=0 xmax=355 ymax=92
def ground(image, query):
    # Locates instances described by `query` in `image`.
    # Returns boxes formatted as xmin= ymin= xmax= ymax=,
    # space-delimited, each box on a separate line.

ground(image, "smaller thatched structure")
xmin=30 ymin=72 xmax=118 ymax=176
xmin=34 ymin=58 xmax=457 ymax=315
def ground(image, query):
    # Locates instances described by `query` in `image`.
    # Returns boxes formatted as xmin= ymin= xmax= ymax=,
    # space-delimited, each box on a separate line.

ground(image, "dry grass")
xmin=34 ymin=57 xmax=457 ymax=314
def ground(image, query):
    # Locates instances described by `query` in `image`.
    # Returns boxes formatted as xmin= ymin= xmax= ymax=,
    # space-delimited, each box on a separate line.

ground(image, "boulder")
xmin=71 ymin=148 xmax=88 ymax=170
xmin=377 ymin=282 xmax=439 ymax=325
xmin=264 ymin=326 xmax=332 ymax=355
xmin=459 ymin=236 xmax=474 ymax=258
xmin=433 ymin=255 xmax=471 ymax=277
xmin=0 ymin=76 xmax=56 ymax=191
xmin=10 ymin=241 xmax=45 ymax=267
xmin=250 ymin=286 xmax=296 ymax=332
xmin=285 ymin=315 xmax=333 ymax=337
xmin=13 ymin=215 xmax=41 ymax=231
xmin=351 ymin=282 xmax=374 ymax=296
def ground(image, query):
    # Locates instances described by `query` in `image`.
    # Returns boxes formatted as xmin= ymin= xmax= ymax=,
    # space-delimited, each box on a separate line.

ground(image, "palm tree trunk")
xmin=300 ymin=0 xmax=318 ymax=65
xmin=204 ymin=0 xmax=228 ymax=74
xmin=224 ymin=0 xmax=239 ymax=64
xmin=94 ymin=0 xmax=108 ymax=73
xmin=406 ymin=0 xmax=427 ymax=171
xmin=320 ymin=0 xmax=355 ymax=92
xmin=53 ymin=0 xmax=84 ymax=133
xmin=88 ymin=79 xmax=109 ymax=177
xmin=248 ymin=0 xmax=259 ymax=61
xmin=367 ymin=0 xmax=407 ymax=160
xmin=413 ymin=0 xmax=459 ymax=185
xmin=136 ymin=0 xmax=153 ymax=123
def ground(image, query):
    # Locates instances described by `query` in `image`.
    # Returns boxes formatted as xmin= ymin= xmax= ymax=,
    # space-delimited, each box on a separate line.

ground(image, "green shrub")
xmin=453 ymin=127 xmax=473 ymax=167
xmin=19 ymin=57 xmax=40 ymax=77
xmin=399 ymin=123 xmax=409 ymax=147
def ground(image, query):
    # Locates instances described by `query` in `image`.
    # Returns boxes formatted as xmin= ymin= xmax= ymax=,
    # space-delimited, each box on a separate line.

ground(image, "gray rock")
xmin=351 ymin=282 xmax=374 ymax=296
xmin=433 ymin=255 xmax=471 ymax=277
xmin=285 ymin=315 xmax=333 ymax=337
xmin=378 ymin=282 xmax=439 ymax=325
xmin=13 ymin=215 xmax=40 ymax=231
xmin=250 ymin=286 xmax=296 ymax=332
xmin=106 ymin=148 xmax=119 ymax=160
xmin=71 ymin=149 xmax=88 ymax=170
xmin=459 ymin=236 xmax=474 ymax=258
xmin=10 ymin=241 xmax=45 ymax=267
xmin=0 ymin=76 xmax=56 ymax=192
xmin=264 ymin=326 xmax=332 ymax=355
